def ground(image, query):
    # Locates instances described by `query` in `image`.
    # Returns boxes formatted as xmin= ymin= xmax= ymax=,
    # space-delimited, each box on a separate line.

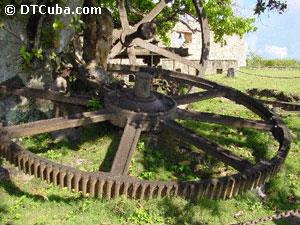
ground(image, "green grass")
xmin=0 ymin=68 xmax=299 ymax=225
xmin=220 ymin=68 xmax=300 ymax=95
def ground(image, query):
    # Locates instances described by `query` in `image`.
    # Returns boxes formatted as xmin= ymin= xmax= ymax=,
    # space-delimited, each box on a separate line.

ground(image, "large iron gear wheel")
xmin=0 ymin=0 xmax=291 ymax=200
xmin=0 ymin=64 xmax=291 ymax=200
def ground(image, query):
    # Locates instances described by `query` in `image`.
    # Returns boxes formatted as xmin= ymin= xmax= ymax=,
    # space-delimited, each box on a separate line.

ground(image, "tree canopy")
xmin=0 ymin=0 xmax=288 ymax=71
xmin=96 ymin=0 xmax=287 ymax=44
xmin=0 ymin=0 xmax=288 ymax=45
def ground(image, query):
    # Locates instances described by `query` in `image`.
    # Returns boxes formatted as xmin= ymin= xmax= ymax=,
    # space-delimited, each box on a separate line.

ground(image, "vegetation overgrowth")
xmin=247 ymin=54 xmax=300 ymax=68
xmin=0 ymin=69 xmax=299 ymax=225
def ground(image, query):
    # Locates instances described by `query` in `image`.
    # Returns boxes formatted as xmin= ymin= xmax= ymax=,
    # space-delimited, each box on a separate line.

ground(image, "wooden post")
xmin=227 ymin=68 xmax=235 ymax=78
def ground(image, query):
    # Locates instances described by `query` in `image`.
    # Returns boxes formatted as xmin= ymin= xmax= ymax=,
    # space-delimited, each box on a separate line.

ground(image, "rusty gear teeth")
xmin=0 ymin=64 xmax=291 ymax=200
xmin=0 ymin=0 xmax=292 ymax=202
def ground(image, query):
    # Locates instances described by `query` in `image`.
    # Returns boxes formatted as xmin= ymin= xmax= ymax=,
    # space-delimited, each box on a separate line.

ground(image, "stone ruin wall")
xmin=0 ymin=17 xmax=29 ymax=84
xmin=112 ymin=20 xmax=247 ymax=76
xmin=0 ymin=16 xmax=247 ymax=84
xmin=0 ymin=0 xmax=83 ymax=123
xmin=160 ymin=20 xmax=247 ymax=75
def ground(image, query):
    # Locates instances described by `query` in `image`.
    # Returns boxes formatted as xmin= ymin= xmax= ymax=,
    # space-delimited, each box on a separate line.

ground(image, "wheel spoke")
xmin=0 ymin=85 xmax=89 ymax=106
xmin=110 ymin=121 xmax=142 ymax=175
xmin=112 ymin=29 xmax=122 ymax=42
xmin=109 ymin=42 xmax=125 ymax=59
xmin=127 ymin=47 xmax=137 ymax=65
xmin=4 ymin=110 xmax=113 ymax=138
xmin=173 ymin=90 xmax=225 ymax=106
xmin=133 ymin=38 xmax=204 ymax=72
xmin=118 ymin=0 xmax=130 ymax=30
xmin=109 ymin=0 xmax=134 ymax=59
xmin=133 ymin=0 xmax=168 ymax=29
xmin=176 ymin=109 xmax=273 ymax=131
xmin=162 ymin=120 xmax=253 ymax=172
xmin=107 ymin=64 xmax=215 ymax=89
xmin=260 ymin=99 xmax=300 ymax=111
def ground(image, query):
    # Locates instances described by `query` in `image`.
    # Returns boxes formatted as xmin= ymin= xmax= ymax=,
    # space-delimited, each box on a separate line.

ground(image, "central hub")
xmin=104 ymin=72 xmax=177 ymax=131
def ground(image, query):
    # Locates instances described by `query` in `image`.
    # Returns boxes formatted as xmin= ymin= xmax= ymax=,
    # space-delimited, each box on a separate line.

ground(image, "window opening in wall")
xmin=216 ymin=69 xmax=223 ymax=74
xmin=129 ymin=75 xmax=135 ymax=82
xmin=183 ymin=32 xmax=192 ymax=43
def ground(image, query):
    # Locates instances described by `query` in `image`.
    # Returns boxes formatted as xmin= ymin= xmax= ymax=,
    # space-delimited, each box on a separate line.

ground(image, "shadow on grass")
xmin=182 ymin=120 xmax=271 ymax=162
xmin=157 ymin=197 xmax=221 ymax=225
xmin=137 ymin=130 xmax=202 ymax=181
xmin=23 ymin=122 xmax=117 ymax=154
xmin=0 ymin=117 xmax=297 ymax=225
xmin=291 ymin=127 xmax=300 ymax=139
xmin=136 ymin=120 xmax=273 ymax=181
xmin=0 ymin=179 xmax=86 ymax=205
xmin=23 ymin=133 xmax=79 ymax=154
xmin=275 ymin=215 xmax=300 ymax=225
xmin=98 ymin=127 xmax=121 ymax=172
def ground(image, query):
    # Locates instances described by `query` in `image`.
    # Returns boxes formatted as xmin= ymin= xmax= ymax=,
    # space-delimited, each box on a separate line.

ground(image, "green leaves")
xmin=52 ymin=17 xmax=65 ymax=31
xmin=254 ymin=0 xmax=287 ymax=15
xmin=20 ymin=46 xmax=33 ymax=65
xmin=69 ymin=15 xmax=84 ymax=33
xmin=96 ymin=0 xmax=256 ymax=46
xmin=204 ymin=0 xmax=256 ymax=44
xmin=87 ymin=97 xmax=103 ymax=111
xmin=46 ymin=150 xmax=63 ymax=160
xmin=33 ymin=48 xmax=44 ymax=60
xmin=20 ymin=46 xmax=44 ymax=65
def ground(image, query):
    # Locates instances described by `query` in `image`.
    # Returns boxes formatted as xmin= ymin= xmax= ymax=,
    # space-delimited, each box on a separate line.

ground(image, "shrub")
xmin=247 ymin=53 xmax=300 ymax=67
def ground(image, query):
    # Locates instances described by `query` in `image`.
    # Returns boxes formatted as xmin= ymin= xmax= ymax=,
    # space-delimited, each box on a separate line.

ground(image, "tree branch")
xmin=192 ymin=0 xmax=210 ymax=75
xmin=179 ymin=19 xmax=201 ymax=33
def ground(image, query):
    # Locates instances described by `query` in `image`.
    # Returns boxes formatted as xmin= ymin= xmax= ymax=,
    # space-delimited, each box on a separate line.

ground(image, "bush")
xmin=247 ymin=53 xmax=300 ymax=67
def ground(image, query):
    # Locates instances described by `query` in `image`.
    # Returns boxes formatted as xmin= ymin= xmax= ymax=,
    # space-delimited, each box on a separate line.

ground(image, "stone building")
xmin=111 ymin=19 xmax=247 ymax=75
xmin=160 ymin=19 xmax=247 ymax=75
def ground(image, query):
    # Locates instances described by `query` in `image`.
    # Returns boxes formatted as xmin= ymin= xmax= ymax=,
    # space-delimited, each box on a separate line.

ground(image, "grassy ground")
xmin=0 ymin=68 xmax=299 ymax=225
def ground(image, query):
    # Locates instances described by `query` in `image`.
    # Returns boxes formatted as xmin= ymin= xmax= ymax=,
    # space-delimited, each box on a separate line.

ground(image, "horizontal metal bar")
xmin=0 ymin=85 xmax=89 ymax=106
xmin=5 ymin=110 xmax=112 ymax=138
xmin=173 ymin=90 xmax=225 ymax=105
xmin=163 ymin=120 xmax=253 ymax=172
xmin=176 ymin=109 xmax=273 ymax=131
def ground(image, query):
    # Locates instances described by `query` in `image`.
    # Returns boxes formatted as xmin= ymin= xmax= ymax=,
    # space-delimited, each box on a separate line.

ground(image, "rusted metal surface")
xmin=109 ymin=0 xmax=209 ymax=75
xmin=114 ymin=46 xmax=189 ymax=59
xmin=246 ymin=88 xmax=300 ymax=111
xmin=163 ymin=120 xmax=253 ymax=172
xmin=110 ymin=121 xmax=142 ymax=175
xmin=176 ymin=109 xmax=273 ymax=131
xmin=0 ymin=64 xmax=291 ymax=200
xmin=0 ymin=85 xmax=89 ymax=106
xmin=173 ymin=90 xmax=225 ymax=106
xmin=231 ymin=208 xmax=300 ymax=225
xmin=133 ymin=38 xmax=205 ymax=72
xmin=5 ymin=110 xmax=112 ymax=138
xmin=261 ymin=99 xmax=300 ymax=111
xmin=110 ymin=0 xmax=165 ymax=59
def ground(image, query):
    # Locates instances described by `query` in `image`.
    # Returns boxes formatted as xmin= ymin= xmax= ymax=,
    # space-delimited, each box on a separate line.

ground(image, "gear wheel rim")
xmin=0 ymin=65 xmax=291 ymax=200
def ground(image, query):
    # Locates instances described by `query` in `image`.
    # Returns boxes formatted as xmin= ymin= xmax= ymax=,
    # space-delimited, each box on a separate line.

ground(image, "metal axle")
xmin=134 ymin=72 xmax=153 ymax=98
